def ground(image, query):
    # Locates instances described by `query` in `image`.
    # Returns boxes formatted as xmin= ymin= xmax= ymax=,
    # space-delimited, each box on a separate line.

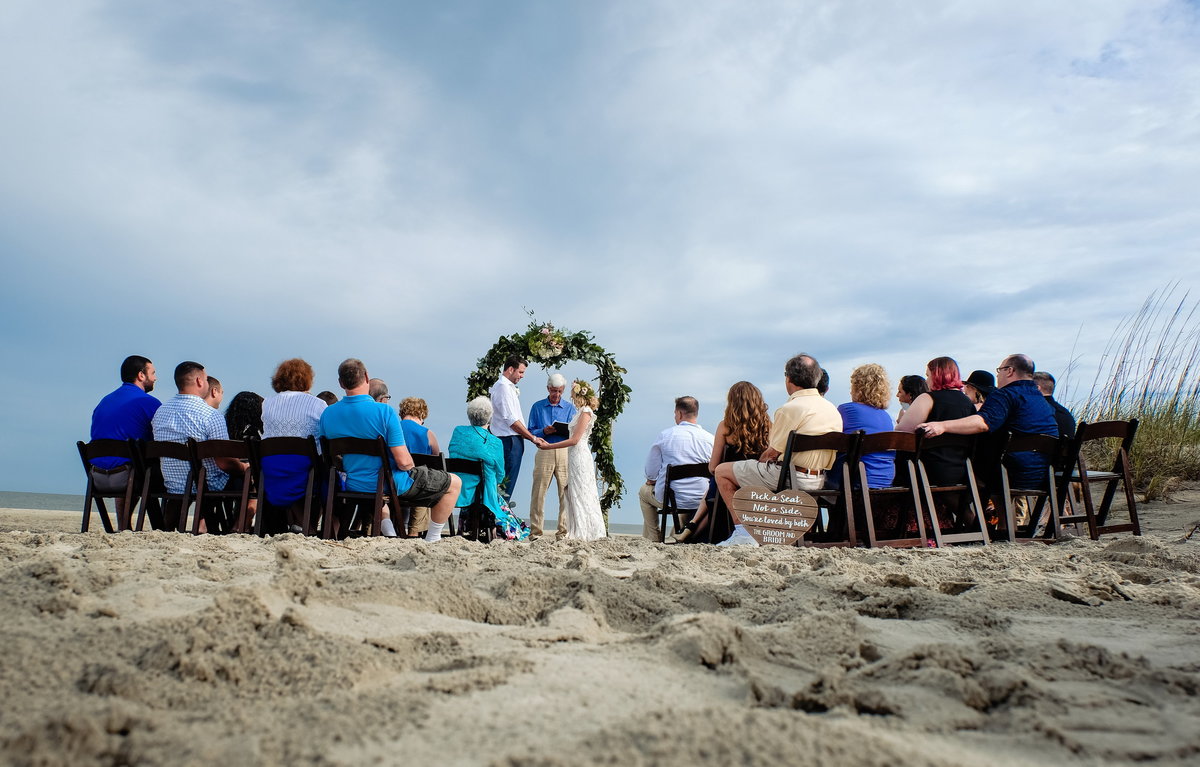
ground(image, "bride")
xmin=535 ymin=379 xmax=606 ymax=540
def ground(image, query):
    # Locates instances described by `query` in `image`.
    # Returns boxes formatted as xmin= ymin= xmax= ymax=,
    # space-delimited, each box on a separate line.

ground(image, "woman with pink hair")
xmin=896 ymin=356 xmax=976 ymax=485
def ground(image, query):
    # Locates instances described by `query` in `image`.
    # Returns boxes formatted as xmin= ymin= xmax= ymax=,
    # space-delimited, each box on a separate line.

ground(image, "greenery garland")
xmin=466 ymin=316 xmax=632 ymax=520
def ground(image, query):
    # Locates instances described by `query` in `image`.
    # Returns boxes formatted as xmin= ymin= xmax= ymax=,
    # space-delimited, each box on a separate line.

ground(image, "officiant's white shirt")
xmin=489 ymin=375 xmax=522 ymax=438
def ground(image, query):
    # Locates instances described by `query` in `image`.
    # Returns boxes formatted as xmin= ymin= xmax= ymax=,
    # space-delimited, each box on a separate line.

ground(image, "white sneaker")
xmin=380 ymin=519 xmax=398 ymax=538
xmin=716 ymin=529 xmax=759 ymax=547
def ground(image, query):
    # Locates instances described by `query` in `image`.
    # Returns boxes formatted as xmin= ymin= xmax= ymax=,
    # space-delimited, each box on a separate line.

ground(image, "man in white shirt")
xmin=639 ymin=396 xmax=715 ymax=540
xmin=489 ymin=355 xmax=542 ymax=506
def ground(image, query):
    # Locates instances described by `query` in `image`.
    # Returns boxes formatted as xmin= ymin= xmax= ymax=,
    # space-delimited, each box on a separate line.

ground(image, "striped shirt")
xmin=151 ymin=394 xmax=230 ymax=493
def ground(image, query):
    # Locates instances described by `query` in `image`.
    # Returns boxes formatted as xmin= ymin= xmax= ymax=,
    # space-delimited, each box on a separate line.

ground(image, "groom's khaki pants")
xmin=529 ymin=448 xmax=569 ymax=538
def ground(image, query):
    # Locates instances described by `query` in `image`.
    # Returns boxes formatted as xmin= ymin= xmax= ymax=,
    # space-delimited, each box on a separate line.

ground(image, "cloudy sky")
xmin=2 ymin=0 xmax=1197 ymax=526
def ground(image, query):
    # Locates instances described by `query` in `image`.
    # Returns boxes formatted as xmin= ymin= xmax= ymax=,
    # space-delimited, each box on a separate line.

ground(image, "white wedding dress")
xmin=564 ymin=407 xmax=606 ymax=540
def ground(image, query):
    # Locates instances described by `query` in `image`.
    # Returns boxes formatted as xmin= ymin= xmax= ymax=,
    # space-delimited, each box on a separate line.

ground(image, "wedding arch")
xmin=465 ymin=316 xmax=631 ymax=514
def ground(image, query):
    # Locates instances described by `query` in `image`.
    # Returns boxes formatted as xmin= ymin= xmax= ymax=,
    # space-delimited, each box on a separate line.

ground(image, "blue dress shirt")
xmin=528 ymin=397 xmax=578 ymax=444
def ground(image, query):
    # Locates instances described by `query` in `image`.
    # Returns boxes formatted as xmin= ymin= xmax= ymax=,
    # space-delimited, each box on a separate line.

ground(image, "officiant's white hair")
xmin=466 ymin=396 xmax=493 ymax=427
xmin=547 ymin=373 xmax=567 ymax=388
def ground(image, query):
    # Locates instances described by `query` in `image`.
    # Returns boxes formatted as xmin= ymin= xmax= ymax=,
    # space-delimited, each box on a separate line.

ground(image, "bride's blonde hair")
xmin=571 ymin=379 xmax=599 ymax=410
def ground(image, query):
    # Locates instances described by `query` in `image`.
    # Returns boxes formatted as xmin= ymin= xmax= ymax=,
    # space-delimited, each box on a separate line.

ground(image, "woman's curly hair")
xmin=225 ymin=391 xmax=264 ymax=440
xmin=849 ymin=363 xmax=891 ymax=410
xmin=723 ymin=381 xmax=771 ymax=457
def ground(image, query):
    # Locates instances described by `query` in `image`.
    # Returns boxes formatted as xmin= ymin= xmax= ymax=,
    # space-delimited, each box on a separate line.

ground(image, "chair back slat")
xmin=253 ymin=436 xmax=320 ymax=460
xmin=192 ymin=438 xmax=252 ymax=461
xmin=445 ymin=457 xmax=483 ymax=476
xmin=412 ymin=452 xmax=446 ymax=470
xmin=857 ymin=431 xmax=917 ymax=454
xmin=79 ymin=439 xmax=138 ymax=463
xmin=1003 ymin=432 xmax=1060 ymax=455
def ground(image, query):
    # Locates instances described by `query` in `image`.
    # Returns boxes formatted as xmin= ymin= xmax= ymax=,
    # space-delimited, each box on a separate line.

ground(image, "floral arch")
xmin=466 ymin=318 xmax=631 ymax=515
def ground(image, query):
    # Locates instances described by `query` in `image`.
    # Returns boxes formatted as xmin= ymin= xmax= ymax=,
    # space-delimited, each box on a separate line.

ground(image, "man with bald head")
xmin=919 ymin=353 xmax=1058 ymax=493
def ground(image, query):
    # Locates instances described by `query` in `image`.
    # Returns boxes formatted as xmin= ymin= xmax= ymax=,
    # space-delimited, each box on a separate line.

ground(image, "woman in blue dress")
xmin=447 ymin=397 xmax=529 ymax=541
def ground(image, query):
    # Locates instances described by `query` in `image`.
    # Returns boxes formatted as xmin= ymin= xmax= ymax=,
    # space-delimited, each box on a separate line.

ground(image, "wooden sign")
xmin=731 ymin=486 xmax=820 ymax=546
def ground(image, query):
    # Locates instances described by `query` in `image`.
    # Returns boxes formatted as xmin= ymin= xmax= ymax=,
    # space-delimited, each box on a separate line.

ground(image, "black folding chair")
xmin=249 ymin=436 xmax=321 ymax=536
xmin=320 ymin=436 xmax=398 ymax=539
xmin=776 ymin=431 xmax=863 ymax=547
xmin=997 ymin=433 xmax=1063 ymax=543
xmin=656 ymin=463 xmax=709 ymax=542
xmin=853 ymin=432 xmax=927 ymax=548
xmin=76 ymin=439 xmax=141 ymax=532
xmin=1057 ymin=419 xmax=1140 ymax=539
xmin=138 ymin=440 xmax=196 ymax=532
xmin=447 ymin=457 xmax=492 ymax=542
xmin=916 ymin=433 xmax=988 ymax=547
xmin=190 ymin=438 xmax=255 ymax=535
xmin=408 ymin=452 xmax=454 ymax=536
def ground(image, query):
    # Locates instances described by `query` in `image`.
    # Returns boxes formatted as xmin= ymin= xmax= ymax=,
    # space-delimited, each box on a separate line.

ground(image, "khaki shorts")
xmin=398 ymin=465 xmax=452 ymax=507
xmin=731 ymin=460 xmax=826 ymax=492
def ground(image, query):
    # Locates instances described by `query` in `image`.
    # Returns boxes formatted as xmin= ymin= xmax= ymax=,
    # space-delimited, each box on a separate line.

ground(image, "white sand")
xmin=0 ymin=496 xmax=1197 ymax=766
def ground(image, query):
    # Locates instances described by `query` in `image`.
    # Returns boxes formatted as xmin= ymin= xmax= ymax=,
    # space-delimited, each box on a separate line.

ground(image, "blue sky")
xmin=2 ymin=1 xmax=1198 ymax=526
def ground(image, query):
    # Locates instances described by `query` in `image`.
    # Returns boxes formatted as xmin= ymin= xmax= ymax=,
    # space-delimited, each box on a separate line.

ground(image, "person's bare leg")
xmin=715 ymin=462 xmax=742 ymax=525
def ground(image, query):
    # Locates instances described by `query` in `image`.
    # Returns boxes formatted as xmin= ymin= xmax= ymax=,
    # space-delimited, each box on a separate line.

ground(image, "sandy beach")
xmin=1 ymin=496 xmax=1197 ymax=766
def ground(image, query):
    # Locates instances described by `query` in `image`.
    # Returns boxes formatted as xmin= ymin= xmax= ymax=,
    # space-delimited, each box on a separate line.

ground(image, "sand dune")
xmin=0 ymin=498 xmax=1197 ymax=766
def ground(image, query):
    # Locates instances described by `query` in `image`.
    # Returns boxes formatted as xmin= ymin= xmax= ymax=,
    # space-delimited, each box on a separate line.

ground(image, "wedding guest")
xmin=639 ymin=396 xmax=715 ymax=540
xmin=526 ymin=373 xmax=576 ymax=540
xmin=152 ymin=362 xmax=248 ymax=530
xmin=261 ymin=358 xmax=327 ymax=533
xmin=316 ymin=391 xmax=338 ymax=406
xmin=919 ymin=354 xmax=1057 ymax=496
xmin=817 ymin=368 xmax=830 ymax=396
xmin=830 ymin=363 xmax=895 ymax=489
xmin=224 ymin=391 xmax=264 ymax=440
xmin=447 ymin=397 xmax=529 ymax=540
xmin=489 ymin=355 xmax=539 ymax=506
xmin=714 ymin=353 xmax=842 ymax=547
xmin=318 ymin=359 xmax=460 ymax=540
xmin=667 ymin=382 xmax=770 ymax=544
xmin=1033 ymin=372 xmax=1077 ymax=438
xmin=398 ymin=396 xmax=441 ymax=537
xmin=963 ymin=370 xmax=994 ymax=410
xmin=369 ymin=378 xmax=390 ymax=403
xmin=896 ymin=375 xmax=928 ymax=425
xmin=204 ymin=376 xmax=224 ymax=409
xmin=88 ymin=355 xmax=161 ymax=494
xmin=896 ymin=357 xmax=976 ymax=485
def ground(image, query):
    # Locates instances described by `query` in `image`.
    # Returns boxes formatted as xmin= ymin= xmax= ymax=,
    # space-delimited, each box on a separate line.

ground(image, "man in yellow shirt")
xmin=714 ymin=353 xmax=842 ymax=546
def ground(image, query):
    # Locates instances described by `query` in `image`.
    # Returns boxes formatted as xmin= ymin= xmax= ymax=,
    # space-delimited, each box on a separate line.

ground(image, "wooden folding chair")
xmin=249 ymin=436 xmax=321 ymax=536
xmin=408 ymin=452 xmax=454 ymax=536
xmin=655 ymin=463 xmax=709 ymax=542
xmin=853 ymin=432 xmax=927 ymax=548
xmin=1056 ymin=419 xmax=1141 ymax=539
xmin=190 ymin=438 xmax=255 ymax=535
xmin=320 ymin=436 xmax=398 ymax=539
xmin=446 ymin=457 xmax=492 ymax=542
xmin=997 ymin=433 xmax=1063 ymax=543
xmin=916 ymin=434 xmax=988 ymax=547
xmin=138 ymin=440 xmax=196 ymax=532
xmin=775 ymin=431 xmax=862 ymax=547
xmin=76 ymin=439 xmax=141 ymax=532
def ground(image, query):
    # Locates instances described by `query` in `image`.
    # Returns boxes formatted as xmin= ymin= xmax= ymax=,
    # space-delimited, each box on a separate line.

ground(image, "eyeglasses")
xmin=995 ymin=366 xmax=1012 ymax=375
xmin=381 ymin=395 xmax=392 ymax=401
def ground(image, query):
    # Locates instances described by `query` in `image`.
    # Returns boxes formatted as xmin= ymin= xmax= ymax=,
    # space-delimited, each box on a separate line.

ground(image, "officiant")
xmin=527 ymin=373 xmax=577 ymax=540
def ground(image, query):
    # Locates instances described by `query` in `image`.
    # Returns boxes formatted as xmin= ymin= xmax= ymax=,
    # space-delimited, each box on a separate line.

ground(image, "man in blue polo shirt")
xmin=319 ymin=358 xmax=460 ymax=540
xmin=89 ymin=355 xmax=161 ymax=492
xmin=918 ymin=353 xmax=1058 ymax=492
xmin=526 ymin=373 xmax=577 ymax=539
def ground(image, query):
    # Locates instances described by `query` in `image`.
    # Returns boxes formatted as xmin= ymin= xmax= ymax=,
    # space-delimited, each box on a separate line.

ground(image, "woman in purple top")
xmin=831 ymin=364 xmax=895 ymax=488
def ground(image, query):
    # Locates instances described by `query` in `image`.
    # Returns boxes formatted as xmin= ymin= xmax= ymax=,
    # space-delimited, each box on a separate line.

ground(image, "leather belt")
xmin=771 ymin=462 xmax=825 ymax=476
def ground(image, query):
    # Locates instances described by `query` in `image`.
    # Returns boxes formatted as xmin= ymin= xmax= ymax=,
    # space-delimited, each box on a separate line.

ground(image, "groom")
xmin=489 ymin=355 xmax=541 ymax=506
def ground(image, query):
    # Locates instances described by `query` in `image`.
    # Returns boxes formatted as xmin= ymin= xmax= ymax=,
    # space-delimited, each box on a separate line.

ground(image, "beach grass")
xmin=1074 ymin=285 xmax=1200 ymax=499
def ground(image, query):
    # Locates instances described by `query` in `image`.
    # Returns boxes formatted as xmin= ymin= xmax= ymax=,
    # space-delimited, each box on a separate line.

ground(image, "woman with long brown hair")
xmin=667 ymin=381 xmax=771 ymax=543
